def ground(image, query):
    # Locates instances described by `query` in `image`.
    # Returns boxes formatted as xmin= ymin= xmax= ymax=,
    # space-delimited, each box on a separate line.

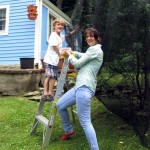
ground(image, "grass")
xmin=0 ymin=96 xmax=149 ymax=150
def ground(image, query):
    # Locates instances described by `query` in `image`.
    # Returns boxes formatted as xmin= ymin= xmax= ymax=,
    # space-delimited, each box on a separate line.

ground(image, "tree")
xmin=57 ymin=0 xmax=63 ymax=10
xmin=92 ymin=0 xmax=150 ymax=147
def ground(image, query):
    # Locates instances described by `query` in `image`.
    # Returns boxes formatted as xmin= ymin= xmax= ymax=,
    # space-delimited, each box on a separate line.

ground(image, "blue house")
xmin=0 ymin=0 xmax=76 ymax=66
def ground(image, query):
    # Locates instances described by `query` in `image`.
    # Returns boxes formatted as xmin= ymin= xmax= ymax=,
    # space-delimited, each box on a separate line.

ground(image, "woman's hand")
xmin=64 ymin=49 xmax=71 ymax=56
xmin=60 ymin=48 xmax=75 ymax=58
xmin=65 ymin=49 xmax=75 ymax=56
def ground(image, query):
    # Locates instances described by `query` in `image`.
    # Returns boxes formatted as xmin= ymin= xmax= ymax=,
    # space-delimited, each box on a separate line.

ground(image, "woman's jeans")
xmin=56 ymin=86 xmax=99 ymax=150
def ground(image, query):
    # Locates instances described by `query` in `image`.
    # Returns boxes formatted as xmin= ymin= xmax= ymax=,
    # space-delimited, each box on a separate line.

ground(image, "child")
xmin=42 ymin=18 xmax=78 ymax=101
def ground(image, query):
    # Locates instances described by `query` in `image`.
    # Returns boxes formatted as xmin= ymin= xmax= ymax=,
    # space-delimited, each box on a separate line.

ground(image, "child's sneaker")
xmin=46 ymin=95 xmax=54 ymax=101
xmin=41 ymin=95 xmax=53 ymax=101
xmin=41 ymin=95 xmax=47 ymax=101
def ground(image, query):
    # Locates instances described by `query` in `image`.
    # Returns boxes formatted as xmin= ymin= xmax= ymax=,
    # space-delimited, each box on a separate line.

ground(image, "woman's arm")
xmin=74 ymin=51 xmax=84 ymax=58
xmin=67 ymin=47 xmax=100 ymax=68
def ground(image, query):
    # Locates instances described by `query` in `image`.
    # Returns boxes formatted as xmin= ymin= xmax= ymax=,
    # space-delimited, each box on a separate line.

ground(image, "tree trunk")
xmin=57 ymin=0 xmax=63 ymax=10
xmin=93 ymin=0 xmax=106 ymax=32
xmin=143 ymin=2 xmax=150 ymax=117
xmin=71 ymin=0 xmax=84 ymax=26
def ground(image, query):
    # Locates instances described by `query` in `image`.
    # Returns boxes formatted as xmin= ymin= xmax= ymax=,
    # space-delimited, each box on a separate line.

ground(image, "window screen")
xmin=0 ymin=8 xmax=6 ymax=31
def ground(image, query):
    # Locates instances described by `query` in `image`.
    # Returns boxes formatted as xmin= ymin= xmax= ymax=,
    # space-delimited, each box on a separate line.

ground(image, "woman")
xmin=56 ymin=28 xmax=103 ymax=150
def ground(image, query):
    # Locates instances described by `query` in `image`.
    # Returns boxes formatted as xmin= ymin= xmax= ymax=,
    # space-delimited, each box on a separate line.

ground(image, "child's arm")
xmin=53 ymin=46 xmax=67 ymax=57
xmin=53 ymin=46 xmax=70 ymax=53
xmin=65 ymin=26 xmax=79 ymax=38
xmin=53 ymin=46 xmax=60 ymax=52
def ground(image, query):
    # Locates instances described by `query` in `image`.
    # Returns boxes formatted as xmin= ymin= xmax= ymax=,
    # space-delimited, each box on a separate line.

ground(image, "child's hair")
xmin=85 ymin=28 xmax=102 ymax=44
xmin=52 ymin=18 xmax=65 ymax=29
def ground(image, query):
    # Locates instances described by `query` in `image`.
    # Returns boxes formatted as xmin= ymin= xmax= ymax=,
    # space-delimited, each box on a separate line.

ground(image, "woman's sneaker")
xmin=61 ymin=130 xmax=75 ymax=140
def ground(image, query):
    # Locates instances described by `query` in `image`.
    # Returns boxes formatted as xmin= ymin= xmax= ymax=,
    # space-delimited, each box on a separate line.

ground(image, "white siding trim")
xmin=34 ymin=0 xmax=42 ymax=64
xmin=0 ymin=5 xmax=10 ymax=35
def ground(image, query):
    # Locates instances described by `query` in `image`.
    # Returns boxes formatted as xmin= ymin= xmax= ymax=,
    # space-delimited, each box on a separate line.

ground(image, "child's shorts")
xmin=44 ymin=63 xmax=58 ymax=80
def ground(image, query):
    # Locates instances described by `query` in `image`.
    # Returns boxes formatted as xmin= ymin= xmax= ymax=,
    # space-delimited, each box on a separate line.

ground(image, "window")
xmin=46 ymin=13 xmax=55 ymax=43
xmin=48 ymin=14 xmax=55 ymax=38
xmin=0 ymin=5 xmax=10 ymax=35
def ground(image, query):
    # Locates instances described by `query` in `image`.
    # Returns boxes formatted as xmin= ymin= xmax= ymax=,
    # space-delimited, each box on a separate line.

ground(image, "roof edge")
xmin=43 ymin=0 xmax=72 ymax=25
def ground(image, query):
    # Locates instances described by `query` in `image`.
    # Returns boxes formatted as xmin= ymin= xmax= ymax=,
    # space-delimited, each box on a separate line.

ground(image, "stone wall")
xmin=0 ymin=64 xmax=74 ymax=96
xmin=0 ymin=68 xmax=45 ymax=96
xmin=0 ymin=64 xmax=20 ymax=70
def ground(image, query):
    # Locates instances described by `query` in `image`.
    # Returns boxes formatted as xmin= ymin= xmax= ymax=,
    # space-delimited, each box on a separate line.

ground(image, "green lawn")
xmin=0 ymin=96 xmax=148 ymax=150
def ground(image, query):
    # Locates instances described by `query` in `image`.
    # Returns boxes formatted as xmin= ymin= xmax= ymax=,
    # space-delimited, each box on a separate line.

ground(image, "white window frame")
xmin=0 ymin=5 xmax=10 ymax=35
xmin=47 ymin=12 xmax=55 ymax=43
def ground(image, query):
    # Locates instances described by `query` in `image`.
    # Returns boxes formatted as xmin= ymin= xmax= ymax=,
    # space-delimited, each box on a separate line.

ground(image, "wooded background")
xmin=51 ymin=0 xmax=150 ymax=148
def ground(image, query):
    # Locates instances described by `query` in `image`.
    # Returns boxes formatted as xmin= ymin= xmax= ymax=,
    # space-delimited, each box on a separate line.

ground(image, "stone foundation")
xmin=0 ymin=69 xmax=45 ymax=96
xmin=0 ymin=64 xmax=20 ymax=70
xmin=0 ymin=64 xmax=75 ymax=96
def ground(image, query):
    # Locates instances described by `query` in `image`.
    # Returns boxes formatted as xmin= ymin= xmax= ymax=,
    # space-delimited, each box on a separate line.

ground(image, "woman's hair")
xmin=52 ymin=18 xmax=65 ymax=28
xmin=84 ymin=28 xmax=102 ymax=44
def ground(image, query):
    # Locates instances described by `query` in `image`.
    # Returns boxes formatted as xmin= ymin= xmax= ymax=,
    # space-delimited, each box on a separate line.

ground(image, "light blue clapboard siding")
xmin=41 ymin=5 xmax=48 ymax=59
xmin=0 ymin=50 xmax=33 ymax=54
xmin=0 ymin=0 xmax=36 ymax=64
